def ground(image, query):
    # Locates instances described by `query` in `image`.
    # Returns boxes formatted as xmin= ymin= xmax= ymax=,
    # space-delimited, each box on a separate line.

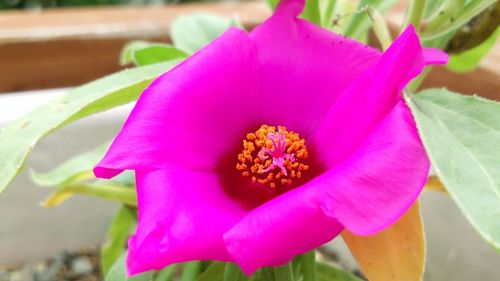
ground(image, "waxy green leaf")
xmin=42 ymin=183 xmax=137 ymax=207
xmin=223 ymin=263 xmax=248 ymax=281
xmin=405 ymin=89 xmax=500 ymax=249
xmin=106 ymin=254 xmax=154 ymax=281
xmin=448 ymin=28 xmax=499 ymax=73
xmin=195 ymin=262 xmax=226 ymax=281
xmin=302 ymin=0 xmax=321 ymax=25
xmin=343 ymin=0 xmax=397 ymax=40
xmin=102 ymin=206 xmax=137 ymax=276
xmin=316 ymin=263 xmax=362 ymax=281
xmin=181 ymin=261 xmax=202 ymax=281
xmin=31 ymin=141 xmax=110 ymax=187
xmin=121 ymin=41 xmax=188 ymax=66
xmin=0 ymin=60 xmax=180 ymax=195
xmin=171 ymin=13 xmax=242 ymax=54
xmin=155 ymin=265 xmax=177 ymax=281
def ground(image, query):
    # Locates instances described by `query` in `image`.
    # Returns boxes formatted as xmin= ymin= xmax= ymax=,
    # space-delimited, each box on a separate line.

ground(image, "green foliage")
xmin=181 ymin=261 xmax=202 ymax=281
xmin=301 ymin=0 xmax=321 ymax=25
xmin=196 ymin=262 xmax=226 ymax=281
xmin=42 ymin=182 xmax=137 ymax=207
xmin=102 ymin=206 xmax=138 ymax=275
xmin=0 ymin=60 xmax=179 ymax=195
xmin=223 ymin=263 xmax=248 ymax=281
xmin=343 ymin=0 xmax=397 ymax=40
xmin=316 ymin=263 xmax=362 ymax=281
xmin=447 ymin=28 xmax=499 ymax=72
xmin=106 ymin=254 xmax=154 ymax=281
xmin=266 ymin=0 xmax=279 ymax=10
xmin=405 ymin=89 xmax=500 ymax=249
xmin=155 ymin=265 xmax=178 ymax=281
xmin=422 ymin=0 xmax=497 ymax=40
xmin=170 ymin=13 xmax=242 ymax=54
xmin=31 ymin=141 xmax=110 ymax=187
xmin=121 ymin=42 xmax=188 ymax=66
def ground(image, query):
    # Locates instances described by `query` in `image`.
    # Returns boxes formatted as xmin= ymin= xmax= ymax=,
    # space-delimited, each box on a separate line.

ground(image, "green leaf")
xmin=424 ymin=0 xmax=465 ymax=34
xmin=316 ymin=263 xmax=362 ymax=281
xmin=422 ymin=0 xmax=496 ymax=40
xmin=181 ymin=261 xmax=202 ymax=281
xmin=101 ymin=206 xmax=137 ymax=276
xmin=134 ymin=45 xmax=188 ymax=66
xmin=272 ymin=264 xmax=294 ymax=281
xmin=223 ymin=263 xmax=248 ymax=281
xmin=42 ymin=183 xmax=137 ymax=207
xmin=266 ymin=0 xmax=279 ymax=10
xmin=106 ymin=254 xmax=154 ymax=281
xmin=320 ymin=0 xmax=337 ymax=28
xmin=301 ymin=0 xmax=321 ymax=25
xmin=31 ymin=141 xmax=110 ymax=187
xmin=296 ymin=251 xmax=316 ymax=281
xmin=447 ymin=28 xmax=499 ymax=73
xmin=196 ymin=262 xmax=226 ymax=281
xmin=155 ymin=265 xmax=177 ymax=281
xmin=0 ymin=60 xmax=179 ymax=195
xmin=121 ymin=41 xmax=188 ymax=66
xmin=343 ymin=0 xmax=397 ymax=40
xmin=120 ymin=41 xmax=151 ymax=65
xmin=171 ymin=13 xmax=241 ymax=54
xmin=405 ymin=89 xmax=500 ymax=249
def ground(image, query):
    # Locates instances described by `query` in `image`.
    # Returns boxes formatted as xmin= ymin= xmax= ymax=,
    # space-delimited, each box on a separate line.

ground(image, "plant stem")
xmin=423 ymin=0 xmax=496 ymax=40
xmin=224 ymin=263 xmax=248 ymax=281
xmin=273 ymin=264 xmax=294 ymax=281
xmin=403 ymin=0 xmax=427 ymax=31
xmin=367 ymin=7 xmax=392 ymax=50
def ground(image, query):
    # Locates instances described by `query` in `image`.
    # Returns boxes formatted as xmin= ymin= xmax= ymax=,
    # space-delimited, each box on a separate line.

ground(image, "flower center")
xmin=236 ymin=125 xmax=309 ymax=188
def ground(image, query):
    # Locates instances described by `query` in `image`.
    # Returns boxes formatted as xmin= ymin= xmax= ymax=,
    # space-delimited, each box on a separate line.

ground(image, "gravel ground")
xmin=0 ymin=248 xmax=101 ymax=281
xmin=0 ymin=247 xmax=363 ymax=281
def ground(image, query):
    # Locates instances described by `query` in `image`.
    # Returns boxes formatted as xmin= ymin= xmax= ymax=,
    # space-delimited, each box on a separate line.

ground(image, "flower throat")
xmin=236 ymin=125 xmax=309 ymax=188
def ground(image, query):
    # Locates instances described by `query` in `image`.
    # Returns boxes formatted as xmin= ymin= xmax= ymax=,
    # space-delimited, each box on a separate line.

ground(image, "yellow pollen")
xmin=236 ymin=125 xmax=309 ymax=188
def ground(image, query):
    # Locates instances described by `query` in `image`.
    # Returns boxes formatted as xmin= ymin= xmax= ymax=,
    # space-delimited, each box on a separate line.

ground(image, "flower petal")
xmin=311 ymin=25 xmax=431 ymax=168
xmin=249 ymin=0 xmax=380 ymax=136
xmin=224 ymin=187 xmax=344 ymax=274
xmin=313 ymin=101 xmax=429 ymax=235
xmin=422 ymin=48 xmax=449 ymax=65
xmin=127 ymin=169 xmax=247 ymax=275
xmin=223 ymin=102 xmax=426 ymax=273
xmin=95 ymin=27 xmax=259 ymax=179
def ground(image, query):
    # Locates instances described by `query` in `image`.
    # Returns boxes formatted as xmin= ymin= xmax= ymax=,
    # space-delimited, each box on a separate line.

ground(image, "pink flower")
xmin=94 ymin=0 xmax=447 ymax=275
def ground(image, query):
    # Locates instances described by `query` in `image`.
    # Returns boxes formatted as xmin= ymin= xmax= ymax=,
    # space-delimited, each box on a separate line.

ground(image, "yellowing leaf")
xmin=342 ymin=201 xmax=425 ymax=281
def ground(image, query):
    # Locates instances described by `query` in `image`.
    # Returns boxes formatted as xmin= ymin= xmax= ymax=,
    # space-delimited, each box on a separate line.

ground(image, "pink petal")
xmin=224 ymin=101 xmax=428 ymax=273
xmin=127 ymin=169 xmax=247 ymax=275
xmin=312 ymin=25 xmax=430 ymax=168
xmin=311 ymin=101 xmax=429 ymax=235
xmin=249 ymin=0 xmax=380 ymax=136
xmin=94 ymin=27 xmax=259 ymax=179
xmin=422 ymin=48 xmax=449 ymax=65
xmin=224 ymin=188 xmax=344 ymax=275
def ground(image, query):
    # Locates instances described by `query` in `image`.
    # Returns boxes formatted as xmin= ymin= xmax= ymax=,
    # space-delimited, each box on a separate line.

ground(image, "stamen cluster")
xmin=236 ymin=125 xmax=309 ymax=188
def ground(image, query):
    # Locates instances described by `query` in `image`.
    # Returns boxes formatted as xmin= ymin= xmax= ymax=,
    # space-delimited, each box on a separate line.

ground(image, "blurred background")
xmin=0 ymin=0 xmax=499 ymax=280
xmin=0 ymin=0 xmax=186 ymax=10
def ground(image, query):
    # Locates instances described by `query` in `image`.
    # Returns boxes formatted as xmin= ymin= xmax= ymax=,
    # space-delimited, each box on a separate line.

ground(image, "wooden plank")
xmin=0 ymin=1 xmax=498 ymax=101
xmin=0 ymin=2 xmax=269 ymax=42
xmin=0 ymin=2 xmax=270 ymax=93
